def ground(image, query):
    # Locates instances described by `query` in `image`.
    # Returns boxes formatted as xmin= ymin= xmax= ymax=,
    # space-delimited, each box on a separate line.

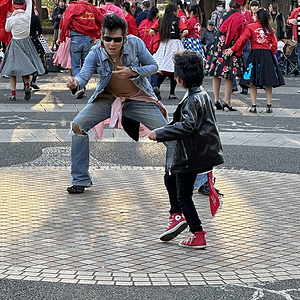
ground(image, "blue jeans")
xmin=193 ymin=173 xmax=208 ymax=190
xmin=71 ymin=94 xmax=168 ymax=186
xmin=297 ymin=41 xmax=300 ymax=72
xmin=165 ymin=172 xmax=202 ymax=232
xmin=69 ymin=32 xmax=94 ymax=77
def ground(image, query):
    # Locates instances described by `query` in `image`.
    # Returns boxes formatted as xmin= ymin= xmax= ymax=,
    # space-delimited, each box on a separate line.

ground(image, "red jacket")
xmin=60 ymin=1 xmax=104 ymax=42
xmin=185 ymin=16 xmax=201 ymax=39
xmin=125 ymin=13 xmax=138 ymax=36
xmin=138 ymin=18 xmax=156 ymax=50
xmin=0 ymin=0 xmax=12 ymax=45
xmin=231 ymin=21 xmax=277 ymax=55
xmin=287 ymin=7 xmax=300 ymax=42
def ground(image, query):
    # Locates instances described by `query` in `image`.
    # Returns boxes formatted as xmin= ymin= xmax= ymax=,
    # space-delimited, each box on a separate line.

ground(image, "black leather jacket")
xmin=155 ymin=86 xmax=224 ymax=174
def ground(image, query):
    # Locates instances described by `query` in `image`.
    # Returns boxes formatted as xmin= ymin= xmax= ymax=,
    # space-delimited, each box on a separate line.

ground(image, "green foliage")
xmin=42 ymin=0 xmax=56 ymax=11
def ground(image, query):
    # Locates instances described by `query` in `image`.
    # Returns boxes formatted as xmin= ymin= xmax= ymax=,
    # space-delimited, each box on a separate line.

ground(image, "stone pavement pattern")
xmin=1 ymin=161 xmax=300 ymax=286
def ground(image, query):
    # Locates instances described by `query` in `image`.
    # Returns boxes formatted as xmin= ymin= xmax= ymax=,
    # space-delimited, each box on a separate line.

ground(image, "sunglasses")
xmin=103 ymin=36 xmax=123 ymax=43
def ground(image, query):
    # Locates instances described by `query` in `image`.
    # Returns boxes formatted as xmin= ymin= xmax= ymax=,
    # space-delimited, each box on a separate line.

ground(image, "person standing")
xmin=121 ymin=2 xmax=138 ymax=36
xmin=101 ymin=0 xmax=125 ymax=19
xmin=29 ymin=2 xmax=45 ymax=89
xmin=226 ymin=8 xmax=285 ymax=113
xmin=148 ymin=50 xmax=224 ymax=248
xmin=269 ymin=2 xmax=286 ymax=40
xmin=0 ymin=0 xmax=12 ymax=49
xmin=173 ymin=0 xmax=187 ymax=23
xmin=287 ymin=0 xmax=300 ymax=76
xmin=0 ymin=0 xmax=44 ymax=101
xmin=150 ymin=2 xmax=188 ymax=100
xmin=182 ymin=4 xmax=205 ymax=60
xmin=138 ymin=6 xmax=158 ymax=51
xmin=205 ymin=0 xmax=247 ymax=111
xmin=60 ymin=0 xmax=105 ymax=99
xmin=135 ymin=0 xmax=150 ymax=28
xmin=200 ymin=19 xmax=218 ymax=55
xmin=250 ymin=0 xmax=259 ymax=21
xmin=66 ymin=14 xmax=169 ymax=193
xmin=51 ymin=0 xmax=66 ymax=51
xmin=210 ymin=1 xmax=225 ymax=30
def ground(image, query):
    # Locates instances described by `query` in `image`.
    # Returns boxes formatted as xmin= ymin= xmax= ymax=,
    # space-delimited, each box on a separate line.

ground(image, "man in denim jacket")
xmin=66 ymin=14 xmax=168 ymax=193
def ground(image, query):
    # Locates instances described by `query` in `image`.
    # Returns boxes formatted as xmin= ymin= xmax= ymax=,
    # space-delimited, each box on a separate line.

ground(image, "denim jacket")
xmin=75 ymin=35 xmax=158 ymax=103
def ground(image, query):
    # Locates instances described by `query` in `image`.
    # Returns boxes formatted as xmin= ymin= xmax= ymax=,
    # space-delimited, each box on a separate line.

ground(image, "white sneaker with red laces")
xmin=159 ymin=213 xmax=187 ymax=241
xmin=178 ymin=231 xmax=207 ymax=249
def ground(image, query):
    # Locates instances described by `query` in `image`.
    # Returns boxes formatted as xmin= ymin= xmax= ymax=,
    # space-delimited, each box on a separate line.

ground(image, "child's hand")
xmin=148 ymin=131 xmax=157 ymax=141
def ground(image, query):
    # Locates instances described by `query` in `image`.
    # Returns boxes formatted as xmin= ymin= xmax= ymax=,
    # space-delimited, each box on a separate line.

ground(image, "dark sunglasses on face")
xmin=103 ymin=36 xmax=123 ymax=43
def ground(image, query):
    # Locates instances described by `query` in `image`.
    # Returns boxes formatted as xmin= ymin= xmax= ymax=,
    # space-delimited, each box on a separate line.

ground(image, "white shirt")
xmin=5 ymin=0 xmax=32 ymax=40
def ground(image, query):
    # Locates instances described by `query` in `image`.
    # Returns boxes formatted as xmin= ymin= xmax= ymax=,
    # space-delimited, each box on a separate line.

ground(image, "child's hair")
xmin=186 ymin=4 xmax=202 ymax=24
xmin=173 ymin=50 xmax=204 ymax=88
xmin=147 ymin=6 xmax=158 ymax=21
xmin=121 ymin=2 xmax=133 ymax=16
xmin=257 ymin=8 xmax=274 ymax=34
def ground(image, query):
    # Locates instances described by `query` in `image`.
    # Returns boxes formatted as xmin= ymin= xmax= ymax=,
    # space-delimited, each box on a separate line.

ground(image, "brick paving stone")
xmin=1 ymin=167 xmax=300 ymax=285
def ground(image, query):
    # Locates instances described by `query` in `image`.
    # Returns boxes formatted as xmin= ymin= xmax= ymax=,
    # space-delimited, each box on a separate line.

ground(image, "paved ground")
xmin=0 ymin=72 xmax=300 ymax=299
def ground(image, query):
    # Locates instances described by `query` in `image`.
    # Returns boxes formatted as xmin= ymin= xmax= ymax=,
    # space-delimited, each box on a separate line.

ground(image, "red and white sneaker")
xmin=178 ymin=231 xmax=207 ymax=249
xmin=159 ymin=213 xmax=187 ymax=241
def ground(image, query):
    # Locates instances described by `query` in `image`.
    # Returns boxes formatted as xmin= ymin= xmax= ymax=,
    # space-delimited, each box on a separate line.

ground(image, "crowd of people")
xmin=0 ymin=0 xmax=297 ymax=248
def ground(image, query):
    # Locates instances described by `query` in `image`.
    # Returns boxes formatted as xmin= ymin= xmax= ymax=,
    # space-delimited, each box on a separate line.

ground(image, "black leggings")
xmin=156 ymin=73 xmax=177 ymax=95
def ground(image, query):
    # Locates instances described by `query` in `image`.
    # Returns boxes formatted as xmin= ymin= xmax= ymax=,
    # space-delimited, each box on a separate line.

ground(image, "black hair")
xmin=159 ymin=2 xmax=178 ymax=42
xmin=257 ymin=8 xmax=274 ymax=34
xmin=186 ymin=4 xmax=202 ymax=24
xmin=250 ymin=0 xmax=259 ymax=6
xmin=216 ymin=1 xmax=225 ymax=7
xmin=147 ymin=6 xmax=158 ymax=21
xmin=173 ymin=0 xmax=185 ymax=13
xmin=229 ymin=0 xmax=246 ymax=9
xmin=101 ymin=13 xmax=128 ymax=38
xmin=173 ymin=50 xmax=204 ymax=88
xmin=121 ymin=1 xmax=133 ymax=16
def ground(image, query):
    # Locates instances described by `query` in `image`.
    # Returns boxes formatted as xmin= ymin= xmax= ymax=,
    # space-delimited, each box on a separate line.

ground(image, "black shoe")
xmin=75 ymin=89 xmax=86 ymax=99
xmin=215 ymin=101 xmax=223 ymax=110
xmin=10 ymin=95 xmax=16 ymax=101
xmin=223 ymin=102 xmax=237 ymax=111
xmin=153 ymin=86 xmax=161 ymax=100
xmin=24 ymin=86 xmax=31 ymax=100
xmin=241 ymin=90 xmax=248 ymax=95
xmin=232 ymin=87 xmax=238 ymax=92
xmin=198 ymin=182 xmax=210 ymax=195
xmin=67 ymin=185 xmax=86 ymax=193
xmin=249 ymin=105 xmax=257 ymax=113
xmin=168 ymin=94 xmax=178 ymax=99
xmin=266 ymin=104 xmax=273 ymax=113
xmin=198 ymin=182 xmax=224 ymax=197
xmin=30 ymin=82 xmax=40 ymax=90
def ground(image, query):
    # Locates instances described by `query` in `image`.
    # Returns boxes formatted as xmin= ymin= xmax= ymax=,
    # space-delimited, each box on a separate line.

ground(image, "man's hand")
xmin=58 ymin=14 xmax=62 ymax=18
xmin=66 ymin=76 xmax=78 ymax=90
xmin=148 ymin=131 xmax=157 ymax=141
xmin=7 ymin=11 xmax=12 ymax=18
xmin=289 ymin=18 xmax=297 ymax=26
xmin=112 ymin=66 xmax=138 ymax=79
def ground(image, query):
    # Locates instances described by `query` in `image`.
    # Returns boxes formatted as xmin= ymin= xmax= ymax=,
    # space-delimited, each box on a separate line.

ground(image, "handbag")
xmin=38 ymin=34 xmax=52 ymax=55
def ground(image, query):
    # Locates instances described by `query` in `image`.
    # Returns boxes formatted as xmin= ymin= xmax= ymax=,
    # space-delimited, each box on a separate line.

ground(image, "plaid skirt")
xmin=182 ymin=37 xmax=205 ymax=60
xmin=153 ymin=39 xmax=184 ymax=73
xmin=0 ymin=37 xmax=45 ymax=78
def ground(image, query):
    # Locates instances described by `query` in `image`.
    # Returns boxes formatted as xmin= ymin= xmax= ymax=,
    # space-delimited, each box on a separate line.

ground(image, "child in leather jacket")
xmin=148 ymin=50 xmax=223 ymax=249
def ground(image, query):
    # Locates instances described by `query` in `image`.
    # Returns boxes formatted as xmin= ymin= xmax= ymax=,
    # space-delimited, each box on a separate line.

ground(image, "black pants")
xmin=164 ymin=172 xmax=202 ymax=232
xmin=156 ymin=73 xmax=177 ymax=95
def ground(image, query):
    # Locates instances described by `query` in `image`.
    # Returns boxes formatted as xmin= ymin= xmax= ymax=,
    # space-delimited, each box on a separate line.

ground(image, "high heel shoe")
xmin=215 ymin=101 xmax=223 ymax=110
xmin=223 ymin=102 xmax=237 ymax=111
